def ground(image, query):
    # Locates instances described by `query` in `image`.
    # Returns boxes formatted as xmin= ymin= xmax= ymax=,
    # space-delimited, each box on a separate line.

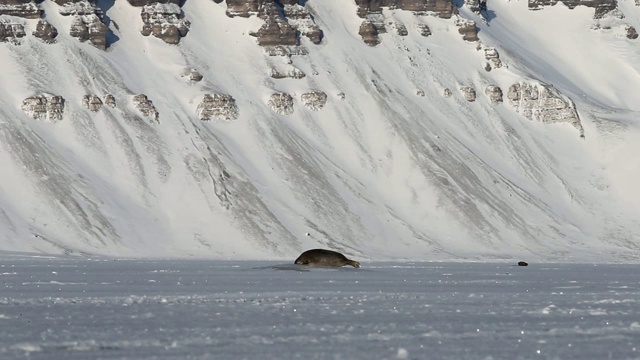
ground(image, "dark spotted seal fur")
xmin=294 ymin=249 xmax=360 ymax=268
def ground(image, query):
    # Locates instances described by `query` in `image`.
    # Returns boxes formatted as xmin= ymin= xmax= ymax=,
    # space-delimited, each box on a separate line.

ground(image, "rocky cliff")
xmin=0 ymin=0 xmax=40 ymax=18
xmin=529 ymin=0 xmax=617 ymax=18
xmin=140 ymin=3 xmax=190 ymax=44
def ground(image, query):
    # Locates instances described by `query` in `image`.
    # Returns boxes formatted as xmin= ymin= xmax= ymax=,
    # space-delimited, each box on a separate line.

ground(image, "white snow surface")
xmin=0 ymin=0 xmax=639 ymax=261
xmin=1 ymin=254 xmax=640 ymax=359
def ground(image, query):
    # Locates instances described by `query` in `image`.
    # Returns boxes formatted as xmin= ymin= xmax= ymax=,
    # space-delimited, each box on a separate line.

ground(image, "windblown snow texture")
xmin=1 ymin=256 xmax=640 ymax=359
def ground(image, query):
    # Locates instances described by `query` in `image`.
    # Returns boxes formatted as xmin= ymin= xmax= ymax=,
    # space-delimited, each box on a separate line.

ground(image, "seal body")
xmin=294 ymin=249 xmax=360 ymax=268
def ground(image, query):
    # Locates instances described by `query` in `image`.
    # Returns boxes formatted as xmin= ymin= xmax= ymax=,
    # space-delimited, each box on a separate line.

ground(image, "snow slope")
xmin=0 ymin=0 xmax=639 ymax=261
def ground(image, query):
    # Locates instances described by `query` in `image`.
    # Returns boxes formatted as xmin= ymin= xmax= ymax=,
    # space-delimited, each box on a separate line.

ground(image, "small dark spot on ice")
xmin=518 ymin=261 xmax=528 ymax=267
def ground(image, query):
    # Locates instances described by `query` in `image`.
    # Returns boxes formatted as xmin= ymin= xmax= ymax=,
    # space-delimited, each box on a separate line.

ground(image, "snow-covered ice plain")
xmin=1 ymin=254 xmax=640 ymax=360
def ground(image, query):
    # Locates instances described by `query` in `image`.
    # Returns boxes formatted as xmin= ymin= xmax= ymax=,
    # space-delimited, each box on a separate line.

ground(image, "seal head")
xmin=294 ymin=249 xmax=360 ymax=268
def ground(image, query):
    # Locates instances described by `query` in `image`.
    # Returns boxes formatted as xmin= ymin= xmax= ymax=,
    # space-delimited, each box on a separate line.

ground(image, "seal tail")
xmin=347 ymin=260 xmax=360 ymax=268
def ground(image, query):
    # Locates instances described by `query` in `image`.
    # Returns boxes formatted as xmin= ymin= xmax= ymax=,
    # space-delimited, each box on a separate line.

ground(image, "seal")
xmin=518 ymin=261 xmax=528 ymax=267
xmin=294 ymin=249 xmax=360 ymax=268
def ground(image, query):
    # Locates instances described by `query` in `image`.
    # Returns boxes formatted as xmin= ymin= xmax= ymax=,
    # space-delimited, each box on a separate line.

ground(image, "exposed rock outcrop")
xmin=21 ymin=95 xmax=65 ymax=122
xmin=301 ymin=91 xmax=328 ymax=111
xmin=466 ymin=0 xmax=482 ymax=13
xmin=355 ymin=0 xmax=453 ymax=19
xmin=264 ymin=45 xmax=308 ymax=56
xmin=507 ymin=82 xmax=583 ymax=132
xmin=418 ymin=23 xmax=432 ymax=37
xmin=0 ymin=0 xmax=41 ymax=18
xmin=352 ymin=0 xmax=453 ymax=44
xmin=132 ymin=94 xmax=159 ymax=122
xmin=181 ymin=68 xmax=203 ymax=82
xmin=56 ymin=0 xmax=108 ymax=49
xmin=485 ymin=85 xmax=503 ymax=104
xmin=104 ymin=94 xmax=116 ymax=108
xmin=443 ymin=88 xmax=453 ymax=98
xmin=82 ymin=95 xmax=103 ymax=112
xmin=58 ymin=0 xmax=98 ymax=16
xmin=268 ymin=92 xmax=294 ymax=115
xmin=0 ymin=21 xmax=26 ymax=44
xmin=359 ymin=20 xmax=380 ymax=46
xmin=395 ymin=22 xmax=408 ymax=36
xmin=69 ymin=15 xmax=108 ymax=50
xmin=126 ymin=0 xmax=180 ymax=6
xmin=457 ymin=18 xmax=478 ymax=42
xmin=282 ymin=3 xmax=323 ymax=44
xmin=32 ymin=19 xmax=58 ymax=44
xmin=627 ymin=26 xmax=638 ymax=39
xmin=227 ymin=1 xmax=323 ymax=47
xmin=196 ymin=94 xmax=239 ymax=121
xmin=271 ymin=67 xmax=306 ymax=79
xmin=225 ymin=0 xmax=261 ymax=18
xmin=484 ymin=47 xmax=503 ymax=70
xmin=251 ymin=16 xmax=298 ymax=46
xmin=460 ymin=86 xmax=476 ymax=102
xmin=528 ymin=0 xmax=617 ymax=18
xmin=140 ymin=3 xmax=190 ymax=45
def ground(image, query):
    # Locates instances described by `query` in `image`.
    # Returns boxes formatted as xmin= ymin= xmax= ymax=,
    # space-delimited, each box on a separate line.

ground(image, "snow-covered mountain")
xmin=0 ymin=0 xmax=639 ymax=262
